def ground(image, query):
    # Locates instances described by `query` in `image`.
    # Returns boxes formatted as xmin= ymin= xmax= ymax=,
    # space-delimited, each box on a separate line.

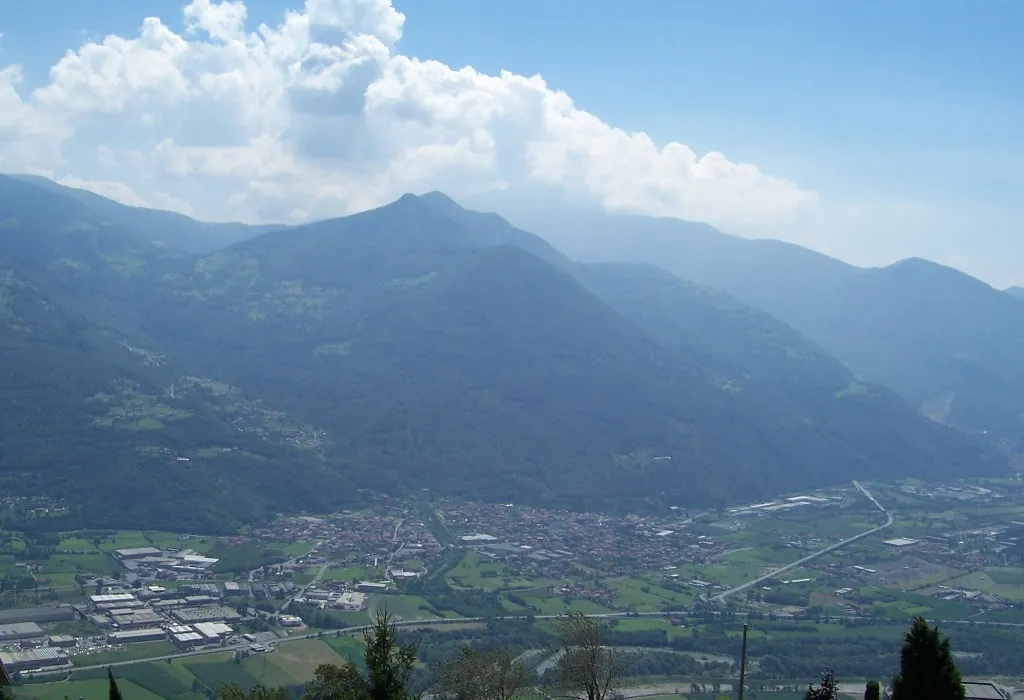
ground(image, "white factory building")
xmin=0 ymin=648 xmax=69 ymax=673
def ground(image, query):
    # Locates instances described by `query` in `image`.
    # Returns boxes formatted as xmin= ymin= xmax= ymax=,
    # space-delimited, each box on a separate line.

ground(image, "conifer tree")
xmin=865 ymin=680 xmax=881 ymax=700
xmin=108 ymin=668 xmax=125 ymax=700
xmin=804 ymin=666 xmax=838 ymax=700
xmin=891 ymin=617 xmax=964 ymax=700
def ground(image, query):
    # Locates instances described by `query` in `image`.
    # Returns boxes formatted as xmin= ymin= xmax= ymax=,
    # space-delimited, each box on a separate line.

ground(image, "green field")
xmin=96 ymin=531 xmax=152 ymax=552
xmin=16 ymin=679 xmax=167 ymax=700
xmin=610 ymin=578 xmax=694 ymax=611
xmin=36 ymin=551 xmax=125 ymax=580
xmin=946 ymin=570 xmax=1024 ymax=603
xmin=323 ymin=565 xmax=370 ymax=582
xmin=324 ymin=634 xmax=366 ymax=663
xmin=58 ymin=536 xmax=99 ymax=552
xmin=241 ymin=653 xmax=296 ymax=689
xmin=611 ymin=617 xmax=692 ymax=638
xmin=377 ymin=594 xmax=447 ymax=620
xmin=263 ymin=639 xmax=348 ymax=683
xmin=113 ymin=663 xmax=196 ymax=698
xmin=446 ymin=552 xmax=536 ymax=591
xmin=186 ymin=660 xmax=261 ymax=692
xmin=143 ymin=531 xmax=193 ymax=550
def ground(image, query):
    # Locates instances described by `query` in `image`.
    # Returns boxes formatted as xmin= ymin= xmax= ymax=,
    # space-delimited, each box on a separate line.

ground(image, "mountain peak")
xmin=418 ymin=190 xmax=461 ymax=208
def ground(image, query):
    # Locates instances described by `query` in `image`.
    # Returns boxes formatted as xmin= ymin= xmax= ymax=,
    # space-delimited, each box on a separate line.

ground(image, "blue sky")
xmin=0 ymin=0 xmax=1022 ymax=285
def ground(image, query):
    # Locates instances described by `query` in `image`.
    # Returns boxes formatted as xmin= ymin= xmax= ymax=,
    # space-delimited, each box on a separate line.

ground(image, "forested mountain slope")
xmin=0 ymin=177 xmax=1003 ymax=529
xmin=472 ymin=194 xmax=1024 ymax=440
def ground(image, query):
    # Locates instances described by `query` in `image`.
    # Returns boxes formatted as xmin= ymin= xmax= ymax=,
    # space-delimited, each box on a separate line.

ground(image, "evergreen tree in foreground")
xmin=108 ymin=668 xmax=125 ymax=700
xmin=804 ymin=666 xmax=838 ymax=700
xmin=865 ymin=680 xmax=881 ymax=700
xmin=891 ymin=617 xmax=965 ymax=700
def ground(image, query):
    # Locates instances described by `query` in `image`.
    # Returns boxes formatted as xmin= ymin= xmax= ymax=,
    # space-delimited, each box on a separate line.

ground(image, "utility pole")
xmin=737 ymin=623 xmax=748 ymax=700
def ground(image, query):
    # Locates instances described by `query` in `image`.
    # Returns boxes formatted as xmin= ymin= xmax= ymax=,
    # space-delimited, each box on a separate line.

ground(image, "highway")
xmin=712 ymin=480 xmax=893 ymax=604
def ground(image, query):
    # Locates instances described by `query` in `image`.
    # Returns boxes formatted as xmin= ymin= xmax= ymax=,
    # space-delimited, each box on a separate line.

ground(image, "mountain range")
xmin=469 ymin=192 xmax=1024 ymax=443
xmin=0 ymin=175 xmax=1004 ymax=531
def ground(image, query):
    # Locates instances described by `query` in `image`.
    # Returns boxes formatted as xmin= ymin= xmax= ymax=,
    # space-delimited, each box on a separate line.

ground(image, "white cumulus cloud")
xmin=0 ymin=0 xmax=816 ymax=227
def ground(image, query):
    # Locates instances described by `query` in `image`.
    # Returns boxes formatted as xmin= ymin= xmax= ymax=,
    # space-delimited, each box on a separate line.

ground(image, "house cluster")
xmin=250 ymin=495 xmax=443 ymax=576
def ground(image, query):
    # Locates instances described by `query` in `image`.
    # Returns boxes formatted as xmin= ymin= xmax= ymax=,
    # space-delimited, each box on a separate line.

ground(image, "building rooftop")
xmin=194 ymin=622 xmax=233 ymax=638
xmin=114 ymin=547 xmax=163 ymax=558
xmin=108 ymin=628 xmax=166 ymax=640
xmin=90 ymin=593 xmax=136 ymax=604
xmin=172 ymin=632 xmax=204 ymax=643
xmin=0 ymin=606 xmax=75 ymax=624
xmin=0 ymin=622 xmax=45 ymax=638
xmin=0 ymin=648 xmax=67 ymax=664
xmin=964 ymin=682 xmax=1006 ymax=700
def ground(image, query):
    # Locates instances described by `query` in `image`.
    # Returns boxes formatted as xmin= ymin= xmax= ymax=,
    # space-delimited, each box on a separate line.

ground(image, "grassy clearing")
xmin=610 ymin=578 xmax=694 ymax=611
xmin=446 ymin=552 xmax=534 ymax=591
xmin=379 ymin=594 xmax=443 ymax=621
xmin=15 ymin=679 xmax=167 ymax=700
xmin=95 ymin=531 xmax=152 ymax=553
xmin=323 ymin=565 xmax=369 ymax=582
xmin=144 ymin=531 xmax=192 ymax=549
xmin=266 ymin=639 xmax=347 ymax=684
xmin=324 ymin=633 xmax=366 ymax=663
xmin=242 ymin=653 xmax=297 ymax=689
xmin=58 ymin=537 xmax=98 ymax=552
xmin=611 ymin=617 xmax=691 ymax=638
xmin=36 ymin=552 xmax=123 ymax=579
xmin=115 ymin=662 xmax=195 ymax=698
xmin=945 ymin=570 xmax=1024 ymax=603
xmin=186 ymin=660 xmax=261 ymax=693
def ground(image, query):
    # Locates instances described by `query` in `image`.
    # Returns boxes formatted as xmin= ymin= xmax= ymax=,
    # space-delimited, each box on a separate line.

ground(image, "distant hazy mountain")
xmin=0 ymin=176 xmax=1001 ymax=529
xmin=465 ymin=191 xmax=1024 ymax=440
xmin=1006 ymin=286 xmax=1024 ymax=301
xmin=12 ymin=174 xmax=278 ymax=254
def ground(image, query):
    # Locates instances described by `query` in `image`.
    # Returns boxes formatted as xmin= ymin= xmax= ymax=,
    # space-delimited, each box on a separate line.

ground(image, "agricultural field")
xmin=241 ymin=653 xmax=297 ymax=689
xmin=16 ymin=678 xmax=168 ymax=700
xmin=20 ymin=639 xmax=352 ymax=700
xmin=446 ymin=552 xmax=537 ymax=591
xmin=377 ymin=594 xmax=451 ymax=620
xmin=35 ymin=551 xmax=125 ymax=583
xmin=946 ymin=569 xmax=1024 ymax=603
xmin=96 ymin=531 xmax=153 ymax=552
xmin=323 ymin=633 xmax=366 ymax=663
xmin=259 ymin=639 xmax=348 ymax=683
xmin=609 ymin=579 xmax=694 ymax=611
xmin=610 ymin=617 xmax=692 ymax=639
xmin=186 ymin=659 xmax=262 ymax=693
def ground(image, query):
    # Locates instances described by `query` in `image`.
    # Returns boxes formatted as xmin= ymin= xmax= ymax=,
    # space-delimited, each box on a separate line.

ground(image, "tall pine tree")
xmin=865 ymin=680 xmax=881 ymax=700
xmin=891 ymin=617 xmax=964 ymax=700
xmin=804 ymin=667 xmax=838 ymax=700
xmin=108 ymin=667 xmax=125 ymax=700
